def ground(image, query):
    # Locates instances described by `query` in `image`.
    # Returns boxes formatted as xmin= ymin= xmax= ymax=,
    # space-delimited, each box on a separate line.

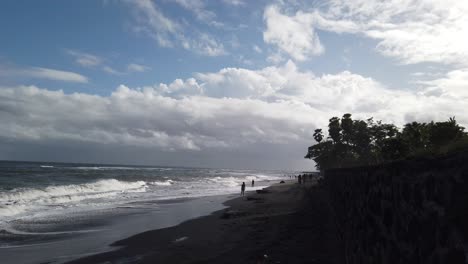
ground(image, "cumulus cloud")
xmin=0 ymin=84 xmax=319 ymax=154
xmin=2 ymin=61 xmax=467 ymax=159
xmin=418 ymin=68 xmax=468 ymax=98
xmin=263 ymin=5 xmax=324 ymax=61
xmin=0 ymin=66 xmax=88 ymax=83
xmin=195 ymin=61 xmax=467 ymax=126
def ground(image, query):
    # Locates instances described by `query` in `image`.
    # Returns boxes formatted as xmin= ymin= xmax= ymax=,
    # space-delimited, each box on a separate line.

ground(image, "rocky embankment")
xmin=325 ymin=150 xmax=468 ymax=263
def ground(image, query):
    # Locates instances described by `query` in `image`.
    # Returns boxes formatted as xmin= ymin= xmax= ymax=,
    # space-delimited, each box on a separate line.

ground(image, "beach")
xmin=0 ymin=162 xmax=293 ymax=264
xmin=68 ymin=180 xmax=343 ymax=264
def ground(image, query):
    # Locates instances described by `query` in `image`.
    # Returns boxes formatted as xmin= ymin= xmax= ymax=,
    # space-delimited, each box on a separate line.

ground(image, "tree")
xmin=401 ymin=121 xmax=429 ymax=155
xmin=305 ymin=141 xmax=333 ymax=171
xmin=341 ymin=113 xmax=353 ymax=145
xmin=313 ymin=129 xmax=324 ymax=143
xmin=352 ymin=120 xmax=372 ymax=164
xmin=305 ymin=114 xmax=468 ymax=170
xmin=427 ymin=117 xmax=465 ymax=151
xmin=328 ymin=117 xmax=342 ymax=144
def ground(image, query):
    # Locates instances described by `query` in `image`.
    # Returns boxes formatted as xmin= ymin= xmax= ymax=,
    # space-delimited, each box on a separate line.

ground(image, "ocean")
xmin=0 ymin=160 xmax=292 ymax=263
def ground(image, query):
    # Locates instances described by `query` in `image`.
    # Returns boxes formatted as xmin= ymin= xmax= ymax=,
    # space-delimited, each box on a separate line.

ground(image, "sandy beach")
xmin=68 ymin=180 xmax=343 ymax=264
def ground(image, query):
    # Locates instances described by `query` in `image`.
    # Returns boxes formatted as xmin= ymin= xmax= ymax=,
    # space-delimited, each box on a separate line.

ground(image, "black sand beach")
xmin=68 ymin=180 xmax=343 ymax=264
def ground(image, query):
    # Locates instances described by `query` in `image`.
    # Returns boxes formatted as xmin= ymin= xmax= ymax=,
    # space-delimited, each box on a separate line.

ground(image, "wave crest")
xmin=0 ymin=179 xmax=147 ymax=217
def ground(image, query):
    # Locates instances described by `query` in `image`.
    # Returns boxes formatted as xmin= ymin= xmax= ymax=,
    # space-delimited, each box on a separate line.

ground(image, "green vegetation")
xmin=305 ymin=114 xmax=468 ymax=170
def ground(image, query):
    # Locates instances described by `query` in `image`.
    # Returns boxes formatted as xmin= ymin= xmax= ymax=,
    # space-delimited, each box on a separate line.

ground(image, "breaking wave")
xmin=0 ymin=164 xmax=290 ymax=226
xmin=0 ymin=179 xmax=148 ymax=217
xmin=71 ymin=166 xmax=173 ymax=171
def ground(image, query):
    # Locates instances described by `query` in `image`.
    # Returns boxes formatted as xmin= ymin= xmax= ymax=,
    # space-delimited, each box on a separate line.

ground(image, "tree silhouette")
xmin=305 ymin=114 xmax=468 ymax=170
xmin=328 ymin=117 xmax=342 ymax=144
xmin=313 ymin=129 xmax=324 ymax=143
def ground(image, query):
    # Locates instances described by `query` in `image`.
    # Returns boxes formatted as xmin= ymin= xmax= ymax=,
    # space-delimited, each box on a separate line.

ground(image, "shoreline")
xmin=0 ymin=194 xmax=234 ymax=264
xmin=68 ymin=180 xmax=343 ymax=264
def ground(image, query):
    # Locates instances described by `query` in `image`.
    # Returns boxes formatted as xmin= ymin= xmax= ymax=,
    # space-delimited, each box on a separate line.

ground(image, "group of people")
xmin=298 ymin=173 xmax=315 ymax=184
xmin=240 ymin=173 xmax=317 ymax=196
xmin=297 ymin=174 xmax=306 ymax=184
xmin=288 ymin=173 xmax=314 ymax=184
xmin=240 ymin=179 xmax=254 ymax=196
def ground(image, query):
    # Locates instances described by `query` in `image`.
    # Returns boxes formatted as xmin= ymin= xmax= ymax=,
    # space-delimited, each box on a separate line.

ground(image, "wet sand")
xmin=1 ymin=195 xmax=233 ymax=264
xmin=68 ymin=180 xmax=343 ymax=264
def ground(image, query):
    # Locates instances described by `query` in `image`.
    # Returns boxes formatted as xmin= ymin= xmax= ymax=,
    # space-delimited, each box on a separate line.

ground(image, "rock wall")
xmin=325 ymin=150 xmax=468 ymax=264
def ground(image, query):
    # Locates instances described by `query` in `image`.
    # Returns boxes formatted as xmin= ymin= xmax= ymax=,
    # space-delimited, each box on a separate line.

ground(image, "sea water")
xmin=0 ymin=161 xmax=291 ymax=252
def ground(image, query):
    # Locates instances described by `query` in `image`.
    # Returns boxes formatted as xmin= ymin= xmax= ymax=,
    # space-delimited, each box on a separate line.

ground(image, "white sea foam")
xmin=0 ymin=179 xmax=147 ymax=218
xmin=1 ymin=227 xmax=102 ymax=236
xmin=0 ymin=169 xmax=287 ymax=226
xmin=150 ymin=180 xmax=174 ymax=186
xmin=71 ymin=166 xmax=173 ymax=171
xmin=206 ymin=176 xmax=241 ymax=187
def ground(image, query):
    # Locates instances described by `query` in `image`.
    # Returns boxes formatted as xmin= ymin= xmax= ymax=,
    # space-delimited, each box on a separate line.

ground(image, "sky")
xmin=1 ymin=0 xmax=468 ymax=170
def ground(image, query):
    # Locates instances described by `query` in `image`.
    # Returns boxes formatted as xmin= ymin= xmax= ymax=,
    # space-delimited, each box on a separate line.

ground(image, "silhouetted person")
xmin=241 ymin=182 xmax=246 ymax=196
xmin=252 ymin=179 xmax=255 ymax=187
xmin=298 ymin=175 xmax=302 ymax=184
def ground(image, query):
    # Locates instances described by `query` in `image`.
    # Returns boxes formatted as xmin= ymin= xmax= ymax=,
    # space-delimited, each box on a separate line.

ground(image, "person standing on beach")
xmin=241 ymin=182 xmax=246 ymax=196
xmin=251 ymin=179 xmax=254 ymax=187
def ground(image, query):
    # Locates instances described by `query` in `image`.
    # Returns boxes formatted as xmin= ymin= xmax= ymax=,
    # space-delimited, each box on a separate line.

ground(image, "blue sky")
xmin=1 ymin=0 xmax=427 ymax=92
xmin=1 ymin=0 xmax=268 ymax=93
xmin=1 ymin=0 xmax=468 ymax=169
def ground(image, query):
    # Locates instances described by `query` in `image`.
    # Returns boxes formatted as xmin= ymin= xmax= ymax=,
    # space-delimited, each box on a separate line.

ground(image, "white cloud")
xmin=66 ymin=49 xmax=150 ymax=75
xmin=0 ymin=66 xmax=88 ymax=83
xmin=102 ymin=66 xmax=124 ymax=75
xmin=66 ymin=50 xmax=102 ymax=67
xmin=290 ymin=0 xmax=468 ymax=66
xmin=263 ymin=5 xmax=324 ymax=61
xmin=266 ymin=52 xmax=285 ymax=64
xmin=191 ymin=34 xmax=227 ymax=56
xmin=127 ymin=63 xmax=151 ymax=72
xmin=127 ymin=0 xmax=226 ymax=56
xmin=180 ymin=61 xmax=468 ymax=126
xmin=253 ymin=45 xmax=262 ymax=53
xmin=173 ymin=0 xmax=223 ymax=28
xmin=0 ymin=84 xmax=319 ymax=152
xmin=222 ymin=0 xmax=245 ymax=6
xmin=418 ymin=68 xmax=468 ymax=98
xmin=129 ymin=0 xmax=181 ymax=48
xmin=2 ymin=61 xmax=467 ymax=168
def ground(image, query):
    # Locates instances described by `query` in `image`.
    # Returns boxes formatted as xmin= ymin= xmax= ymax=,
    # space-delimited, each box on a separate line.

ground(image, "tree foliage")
xmin=305 ymin=114 xmax=468 ymax=170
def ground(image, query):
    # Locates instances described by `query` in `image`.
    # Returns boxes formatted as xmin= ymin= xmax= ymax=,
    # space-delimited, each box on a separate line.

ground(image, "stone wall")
xmin=325 ymin=150 xmax=468 ymax=264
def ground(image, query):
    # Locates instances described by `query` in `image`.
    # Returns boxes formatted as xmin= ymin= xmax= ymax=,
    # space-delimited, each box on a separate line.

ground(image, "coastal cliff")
xmin=325 ymin=150 xmax=468 ymax=263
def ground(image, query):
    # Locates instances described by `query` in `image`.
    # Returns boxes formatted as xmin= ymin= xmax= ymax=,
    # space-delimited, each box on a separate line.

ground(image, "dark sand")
xmin=68 ymin=181 xmax=343 ymax=264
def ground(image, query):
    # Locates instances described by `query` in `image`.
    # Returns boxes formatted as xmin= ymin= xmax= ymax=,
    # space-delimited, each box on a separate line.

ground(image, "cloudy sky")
xmin=1 ymin=0 xmax=467 ymax=170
